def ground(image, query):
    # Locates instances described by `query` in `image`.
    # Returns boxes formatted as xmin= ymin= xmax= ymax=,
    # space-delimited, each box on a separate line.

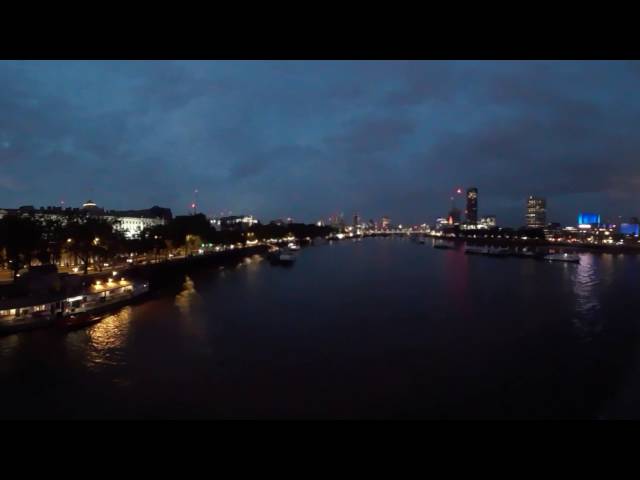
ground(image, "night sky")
xmin=1 ymin=60 xmax=639 ymax=226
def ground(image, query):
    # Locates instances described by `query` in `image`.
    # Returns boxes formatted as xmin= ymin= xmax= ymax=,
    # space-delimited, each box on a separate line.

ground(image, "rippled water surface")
xmin=2 ymin=238 xmax=640 ymax=419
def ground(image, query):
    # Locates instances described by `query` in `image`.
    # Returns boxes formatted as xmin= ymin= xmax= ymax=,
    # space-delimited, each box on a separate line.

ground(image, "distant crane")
xmin=191 ymin=188 xmax=199 ymax=215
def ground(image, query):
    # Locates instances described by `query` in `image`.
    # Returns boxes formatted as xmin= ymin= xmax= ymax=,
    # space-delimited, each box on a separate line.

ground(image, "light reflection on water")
xmin=175 ymin=276 xmax=202 ymax=316
xmin=175 ymin=276 xmax=210 ymax=350
xmin=571 ymin=254 xmax=602 ymax=340
xmin=65 ymin=306 xmax=133 ymax=371
xmin=237 ymin=254 xmax=263 ymax=269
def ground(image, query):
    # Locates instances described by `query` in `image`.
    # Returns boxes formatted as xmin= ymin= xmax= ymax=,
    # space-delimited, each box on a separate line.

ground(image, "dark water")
xmin=2 ymin=237 xmax=640 ymax=419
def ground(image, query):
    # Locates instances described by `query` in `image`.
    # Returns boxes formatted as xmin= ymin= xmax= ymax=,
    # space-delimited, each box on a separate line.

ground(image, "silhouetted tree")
xmin=0 ymin=216 xmax=43 ymax=279
xmin=63 ymin=217 xmax=120 ymax=274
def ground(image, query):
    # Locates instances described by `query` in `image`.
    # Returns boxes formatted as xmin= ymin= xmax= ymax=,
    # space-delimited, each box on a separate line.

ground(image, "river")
xmin=2 ymin=237 xmax=640 ymax=419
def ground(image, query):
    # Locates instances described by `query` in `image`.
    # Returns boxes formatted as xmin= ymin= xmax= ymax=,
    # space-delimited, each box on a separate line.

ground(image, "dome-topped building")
xmin=81 ymin=200 xmax=103 ymax=215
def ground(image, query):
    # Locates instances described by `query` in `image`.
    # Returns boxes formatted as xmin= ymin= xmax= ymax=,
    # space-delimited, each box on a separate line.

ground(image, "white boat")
xmin=544 ymin=252 xmax=580 ymax=263
xmin=287 ymin=242 xmax=301 ymax=251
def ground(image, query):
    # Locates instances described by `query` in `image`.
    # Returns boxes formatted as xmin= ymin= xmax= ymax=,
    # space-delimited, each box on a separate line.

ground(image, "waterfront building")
xmin=0 ymin=203 xmax=171 ymax=236
xmin=215 ymin=215 xmax=258 ymax=231
xmin=578 ymin=212 xmax=601 ymax=228
xmin=479 ymin=215 xmax=497 ymax=228
xmin=108 ymin=216 xmax=165 ymax=239
xmin=620 ymin=223 xmax=640 ymax=236
xmin=435 ymin=217 xmax=449 ymax=230
xmin=381 ymin=216 xmax=390 ymax=230
xmin=466 ymin=188 xmax=478 ymax=224
xmin=105 ymin=206 xmax=172 ymax=239
xmin=526 ymin=196 xmax=546 ymax=228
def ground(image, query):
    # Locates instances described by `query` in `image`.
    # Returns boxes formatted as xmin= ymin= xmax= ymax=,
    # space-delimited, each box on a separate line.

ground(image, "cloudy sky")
xmin=1 ymin=60 xmax=639 ymax=226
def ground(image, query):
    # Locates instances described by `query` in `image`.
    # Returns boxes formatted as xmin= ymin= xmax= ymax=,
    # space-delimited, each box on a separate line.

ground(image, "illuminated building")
xmin=479 ymin=215 xmax=497 ymax=228
xmin=466 ymin=188 xmax=478 ymax=224
xmin=109 ymin=216 xmax=164 ymax=239
xmin=215 ymin=215 xmax=259 ymax=231
xmin=447 ymin=207 xmax=461 ymax=225
xmin=578 ymin=213 xmax=601 ymax=227
xmin=105 ymin=206 xmax=172 ymax=239
xmin=81 ymin=200 xmax=102 ymax=212
xmin=526 ymin=196 xmax=546 ymax=228
xmin=0 ymin=203 xmax=171 ymax=238
xmin=620 ymin=223 xmax=640 ymax=236
xmin=381 ymin=216 xmax=390 ymax=230
xmin=435 ymin=217 xmax=449 ymax=230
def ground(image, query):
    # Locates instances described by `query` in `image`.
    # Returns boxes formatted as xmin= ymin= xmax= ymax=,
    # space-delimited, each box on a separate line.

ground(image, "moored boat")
xmin=1 ymin=276 xmax=149 ymax=336
xmin=56 ymin=312 xmax=103 ymax=330
xmin=544 ymin=252 xmax=580 ymax=263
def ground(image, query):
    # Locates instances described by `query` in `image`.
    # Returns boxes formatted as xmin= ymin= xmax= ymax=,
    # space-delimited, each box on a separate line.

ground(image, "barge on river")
xmin=1 ymin=267 xmax=148 ymax=335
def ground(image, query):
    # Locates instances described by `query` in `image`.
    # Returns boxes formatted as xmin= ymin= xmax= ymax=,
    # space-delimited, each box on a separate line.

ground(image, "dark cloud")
xmin=325 ymin=116 xmax=416 ymax=156
xmin=1 ymin=61 xmax=639 ymax=226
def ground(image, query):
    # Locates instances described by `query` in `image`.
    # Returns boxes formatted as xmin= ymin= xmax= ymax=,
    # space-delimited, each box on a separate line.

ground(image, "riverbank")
xmin=421 ymin=233 xmax=640 ymax=254
xmin=124 ymin=244 xmax=270 ymax=289
xmin=0 ymin=244 xmax=270 ymax=300
xmin=0 ymin=244 xmax=271 ymax=336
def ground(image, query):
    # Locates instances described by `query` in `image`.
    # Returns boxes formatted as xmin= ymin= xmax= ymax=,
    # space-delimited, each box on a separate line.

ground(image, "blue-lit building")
xmin=620 ymin=223 xmax=640 ymax=236
xmin=578 ymin=213 xmax=601 ymax=226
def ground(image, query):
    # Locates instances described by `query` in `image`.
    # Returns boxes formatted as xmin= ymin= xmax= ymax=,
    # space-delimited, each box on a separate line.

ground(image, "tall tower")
xmin=466 ymin=187 xmax=478 ymax=224
xmin=526 ymin=196 xmax=546 ymax=228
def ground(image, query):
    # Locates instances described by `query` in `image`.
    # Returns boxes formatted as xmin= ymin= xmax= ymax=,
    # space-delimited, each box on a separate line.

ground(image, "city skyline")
xmin=2 ymin=61 xmax=640 ymax=225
